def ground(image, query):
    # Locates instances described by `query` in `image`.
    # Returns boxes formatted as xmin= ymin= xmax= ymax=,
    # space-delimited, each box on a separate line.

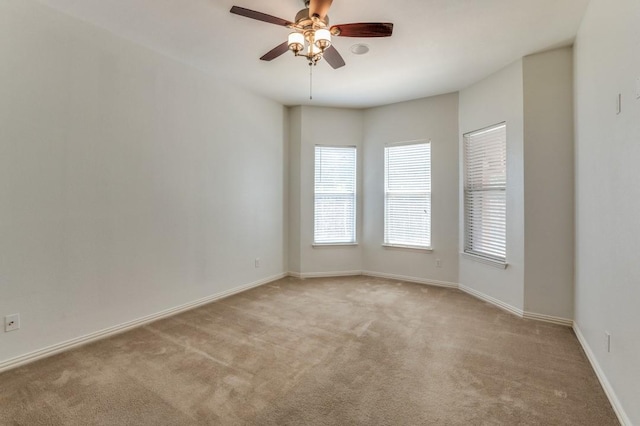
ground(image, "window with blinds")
xmin=314 ymin=145 xmax=357 ymax=244
xmin=463 ymin=123 xmax=507 ymax=263
xmin=384 ymin=142 xmax=431 ymax=249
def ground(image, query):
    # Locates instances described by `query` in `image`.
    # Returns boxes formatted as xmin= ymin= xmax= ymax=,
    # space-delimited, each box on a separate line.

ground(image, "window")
xmin=314 ymin=145 xmax=357 ymax=244
xmin=463 ymin=123 xmax=507 ymax=263
xmin=384 ymin=142 xmax=431 ymax=249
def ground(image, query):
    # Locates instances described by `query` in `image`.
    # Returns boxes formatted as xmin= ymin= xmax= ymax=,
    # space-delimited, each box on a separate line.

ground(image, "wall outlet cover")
xmin=5 ymin=314 xmax=20 ymax=332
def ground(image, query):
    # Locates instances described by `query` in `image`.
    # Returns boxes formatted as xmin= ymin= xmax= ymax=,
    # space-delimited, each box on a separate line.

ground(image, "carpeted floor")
xmin=0 ymin=276 xmax=618 ymax=425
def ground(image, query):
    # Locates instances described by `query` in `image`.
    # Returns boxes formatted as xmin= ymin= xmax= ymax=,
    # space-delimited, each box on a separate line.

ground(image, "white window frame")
xmin=383 ymin=140 xmax=432 ymax=251
xmin=463 ymin=123 xmax=507 ymax=267
xmin=313 ymin=145 xmax=357 ymax=246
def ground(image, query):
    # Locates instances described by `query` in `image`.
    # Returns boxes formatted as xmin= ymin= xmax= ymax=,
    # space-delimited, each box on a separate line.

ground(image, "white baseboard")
xmin=458 ymin=285 xmax=574 ymax=327
xmin=459 ymin=284 xmax=576 ymax=327
xmin=2 ymin=270 xmax=578 ymax=375
xmin=523 ymin=311 xmax=573 ymax=327
xmin=458 ymin=283 xmax=525 ymax=318
xmin=573 ymin=323 xmax=630 ymax=426
xmin=288 ymin=270 xmax=362 ymax=279
xmin=361 ymin=270 xmax=459 ymax=289
xmin=573 ymin=323 xmax=631 ymax=425
xmin=292 ymin=272 xmax=571 ymax=329
xmin=0 ymin=273 xmax=287 ymax=374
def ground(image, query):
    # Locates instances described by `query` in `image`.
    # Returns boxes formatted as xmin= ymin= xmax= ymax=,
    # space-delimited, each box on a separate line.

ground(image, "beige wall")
xmin=523 ymin=47 xmax=575 ymax=320
xmin=0 ymin=1 xmax=286 ymax=364
xmin=362 ymin=95 xmax=459 ymax=284
xmin=288 ymin=107 xmax=365 ymax=276
xmin=458 ymin=60 xmax=526 ymax=312
xmin=287 ymin=96 xmax=459 ymax=283
xmin=574 ymin=0 xmax=640 ymax=423
xmin=8 ymin=7 xmax=635 ymax=421
xmin=287 ymin=107 xmax=302 ymax=273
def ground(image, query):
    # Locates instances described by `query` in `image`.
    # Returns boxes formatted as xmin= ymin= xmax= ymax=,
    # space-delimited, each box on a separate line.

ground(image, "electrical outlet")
xmin=5 ymin=314 xmax=20 ymax=332
xmin=255 ymin=258 xmax=260 ymax=268
xmin=436 ymin=259 xmax=442 ymax=268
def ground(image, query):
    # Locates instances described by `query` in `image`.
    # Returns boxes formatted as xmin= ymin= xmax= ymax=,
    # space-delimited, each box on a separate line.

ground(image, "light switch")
xmin=636 ymin=77 xmax=640 ymax=100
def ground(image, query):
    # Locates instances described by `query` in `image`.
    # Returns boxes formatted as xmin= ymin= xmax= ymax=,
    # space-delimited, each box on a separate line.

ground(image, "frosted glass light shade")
xmin=314 ymin=29 xmax=331 ymax=49
xmin=288 ymin=32 xmax=305 ymax=52
xmin=311 ymin=44 xmax=322 ymax=55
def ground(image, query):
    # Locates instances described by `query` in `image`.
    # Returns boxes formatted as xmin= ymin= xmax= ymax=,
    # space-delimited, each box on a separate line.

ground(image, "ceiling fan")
xmin=230 ymin=0 xmax=394 ymax=69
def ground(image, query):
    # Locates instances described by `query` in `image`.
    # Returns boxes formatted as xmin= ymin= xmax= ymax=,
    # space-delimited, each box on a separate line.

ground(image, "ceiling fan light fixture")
xmin=230 ymin=2 xmax=394 ymax=71
xmin=310 ymin=43 xmax=322 ymax=56
xmin=314 ymin=28 xmax=332 ymax=50
xmin=288 ymin=32 xmax=305 ymax=53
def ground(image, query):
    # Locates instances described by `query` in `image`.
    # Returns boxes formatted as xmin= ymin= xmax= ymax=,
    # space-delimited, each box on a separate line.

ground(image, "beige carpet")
xmin=0 ymin=276 xmax=618 ymax=425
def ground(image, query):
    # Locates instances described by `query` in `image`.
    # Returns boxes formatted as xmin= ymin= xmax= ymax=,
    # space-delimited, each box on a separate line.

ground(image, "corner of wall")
xmin=457 ymin=59 xmax=525 ymax=313
xmin=522 ymin=47 xmax=575 ymax=320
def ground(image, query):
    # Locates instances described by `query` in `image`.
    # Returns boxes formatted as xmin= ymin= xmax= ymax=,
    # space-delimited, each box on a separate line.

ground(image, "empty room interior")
xmin=1 ymin=0 xmax=639 ymax=424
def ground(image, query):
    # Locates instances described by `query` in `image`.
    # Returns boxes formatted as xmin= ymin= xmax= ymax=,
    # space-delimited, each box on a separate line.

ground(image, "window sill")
xmin=460 ymin=252 xmax=507 ymax=269
xmin=312 ymin=243 xmax=358 ymax=248
xmin=382 ymin=244 xmax=433 ymax=252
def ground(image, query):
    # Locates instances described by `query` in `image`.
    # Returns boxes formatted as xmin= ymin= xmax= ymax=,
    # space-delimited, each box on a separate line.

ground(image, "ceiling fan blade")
xmin=308 ymin=0 xmax=333 ymax=19
xmin=260 ymin=42 xmax=290 ymax=61
xmin=230 ymin=6 xmax=293 ymax=27
xmin=323 ymin=46 xmax=345 ymax=69
xmin=331 ymin=22 xmax=394 ymax=37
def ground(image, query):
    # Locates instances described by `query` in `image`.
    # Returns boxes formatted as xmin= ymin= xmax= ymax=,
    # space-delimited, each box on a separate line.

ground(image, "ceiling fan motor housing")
xmin=295 ymin=8 xmax=329 ymax=29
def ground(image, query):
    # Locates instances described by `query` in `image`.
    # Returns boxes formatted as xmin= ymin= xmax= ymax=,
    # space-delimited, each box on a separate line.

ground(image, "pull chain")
xmin=309 ymin=63 xmax=313 ymax=100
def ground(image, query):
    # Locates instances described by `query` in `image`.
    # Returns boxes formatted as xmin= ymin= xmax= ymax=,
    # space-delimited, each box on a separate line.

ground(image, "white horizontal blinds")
xmin=314 ymin=145 xmax=357 ymax=244
xmin=384 ymin=142 xmax=431 ymax=248
xmin=464 ymin=123 xmax=507 ymax=261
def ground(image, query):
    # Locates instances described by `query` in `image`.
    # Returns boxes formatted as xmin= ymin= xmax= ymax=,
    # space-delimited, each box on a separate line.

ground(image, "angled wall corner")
xmin=362 ymin=94 xmax=460 ymax=284
xmin=522 ymin=47 xmax=575 ymax=320
xmin=458 ymin=60 xmax=526 ymax=313
xmin=287 ymin=106 xmax=365 ymax=276
xmin=287 ymin=106 xmax=303 ymax=274
xmin=457 ymin=49 xmax=576 ymax=324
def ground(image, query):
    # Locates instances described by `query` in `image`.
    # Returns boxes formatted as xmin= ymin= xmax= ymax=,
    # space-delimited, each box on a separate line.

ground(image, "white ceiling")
xmin=37 ymin=0 xmax=590 ymax=108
